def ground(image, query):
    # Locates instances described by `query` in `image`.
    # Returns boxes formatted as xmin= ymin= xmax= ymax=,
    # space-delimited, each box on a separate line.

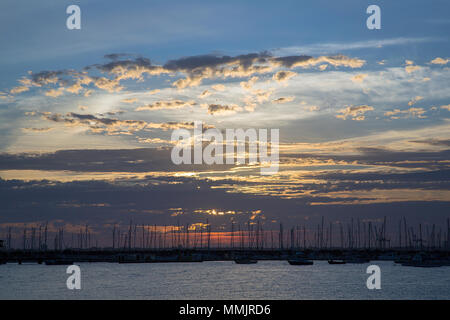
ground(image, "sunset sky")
xmin=0 ymin=0 xmax=449 ymax=246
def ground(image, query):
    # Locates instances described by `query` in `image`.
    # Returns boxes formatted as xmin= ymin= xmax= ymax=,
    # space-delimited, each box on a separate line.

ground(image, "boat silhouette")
xmin=45 ymin=259 xmax=73 ymax=265
xmin=287 ymin=258 xmax=313 ymax=265
xmin=234 ymin=258 xmax=258 ymax=264
xmin=328 ymin=260 xmax=346 ymax=264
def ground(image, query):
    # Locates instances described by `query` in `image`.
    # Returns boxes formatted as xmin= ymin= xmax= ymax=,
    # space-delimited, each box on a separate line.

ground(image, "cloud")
xmin=211 ymin=84 xmax=226 ymax=91
xmin=272 ymin=96 xmax=295 ymax=104
xmin=10 ymin=86 xmax=30 ymax=94
xmin=305 ymin=105 xmax=320 ymax=112
xmin=404 ymin=61 xmax=421 ymax=73
xmin=7 ymin=58 xmax=163 ymax=97
xmin=29 ymin=70 xmax=69 ymax=86
xmin=440 ymin=104 xmax=450 ymax=111
xmin=165 ymin=53 xmax=364 ymax=89
xmin=165 ymin=53 xmax=272 ymax=89
xmin=430 ymin=57 xmax=449 ymax=65
xmin=240 ymin=76 xmax=259 ymax=90
xmin=22 ymin=127 xmax=54 ymax=133
xmin=405 ymin=66 xmax=421 ymax=73
xmin=65 ymin=75 xmax=93 ymax=94
xmin=273 ymin=37 xmax=436 ymax=56
xmin=0 ymin=148 xmax=227 ymax=174
xmin=135 ymin=100 xmax=196 ymax=111
xmin=94 ymin=56 xmax=170 ymax=81
xmin=410 ymin=139 xmax=450 ymax=147
xmin=272 ymin=71 xmax=297 ymax=82
xmin=45 ymin=88 xmax=65 ymax=98
xmin=103 ymin=53 xmax=135 ymax=60
xmin=15 ymin=70 xmax=94 ymax=96
xmin=147 ymin=89 xmax=160 ymax=95
xmin=239 ymin=88 xmax=275 ymax=112
xmin=198 ymin=90 xmax=212 ymax=98
xmin=384 ymin=107 xmax=427 ymax=119
xmin=272 ymin=54 xmax=365 ymax=69
xmin=407 ymin=96 xmax=424 ymax=106
xmin=252 ymin=89 xmax=274 ymax=103
xmin=0 ymin=145 xmax=448 ymax=241
xmin=5 ymin=52 xmax=366 ymax=97
xmin=137 ymin=137 xmax=175 ymax=145
xmin=336 ymin=105 xmax=373 ymax=120
xmin=121 ymin=98 xmax=138 ymax=104
xmin=206 ymin=103 xmax=242 ymax=115
xmin=90 ymin=76 xmax=123 ymax=92
xmin=35 ymin=111 xmax=198 ymax=135
xmin=351 ymin=74 xmax=368 ymax=83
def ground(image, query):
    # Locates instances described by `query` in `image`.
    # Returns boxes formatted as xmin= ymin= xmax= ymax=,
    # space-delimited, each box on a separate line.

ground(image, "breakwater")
xmin=1 ymin=248 xmax=449 ymax=265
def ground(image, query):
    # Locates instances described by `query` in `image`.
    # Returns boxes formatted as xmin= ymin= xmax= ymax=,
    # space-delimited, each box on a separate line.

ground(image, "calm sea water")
xmin=1 ymin=261 xmax=449 ymax=299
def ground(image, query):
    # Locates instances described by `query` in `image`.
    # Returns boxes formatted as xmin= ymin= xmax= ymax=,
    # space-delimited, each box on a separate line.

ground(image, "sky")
xmin=0 ymin=0 xmax=449 ymax=247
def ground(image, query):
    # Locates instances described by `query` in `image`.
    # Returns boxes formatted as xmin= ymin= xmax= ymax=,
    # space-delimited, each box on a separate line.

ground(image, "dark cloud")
xmin=0 ymin=148 xmax=233 ymax=172
xmin=29 ymin=70 xmax=73 ymax=86
xmin=32 ymin=111 xmax=199 ymax=135
xmin=272 ymin=55 xmax=313 ymax=68
xmin=163 ymin=52 xmax=271 ymax=71
xmin=96 ymin=57 xmax=155 ymax=73
xmin=0 ymin=171 xmax=448 ymax=247
xmin=410 ymin=139 xmax=450 ymax=147
xmin=282 ymin=149 xmax=450 ymax=170
xmin=0 ymin=145 xmax=448 ymax=247
xmin=103 ymin=53 xmax=135 ymax=60
xmin=135 ymin=100 xmax=196 ymax=111
xmin=7 ymin=51 xmax=366 ymax=95
xmin=207 ymin=103 xmax=241 ymax=115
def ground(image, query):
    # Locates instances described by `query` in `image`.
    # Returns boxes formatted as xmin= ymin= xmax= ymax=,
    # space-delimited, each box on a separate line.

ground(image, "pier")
xmin=1 ymin=247 xmax=450 ymax=266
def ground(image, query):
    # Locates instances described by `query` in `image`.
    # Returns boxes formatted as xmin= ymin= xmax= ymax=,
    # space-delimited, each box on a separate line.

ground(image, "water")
xmin=1 ymin=261 xmax=449 ymax=299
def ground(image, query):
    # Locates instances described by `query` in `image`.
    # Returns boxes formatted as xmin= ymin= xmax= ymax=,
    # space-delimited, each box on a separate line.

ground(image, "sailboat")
xmin=45 ymin=259 xmax=74 ymax=265
xmin=328 ymin=259 xmax=346 ymax=264
xmin=287 ymin=257 xmax=313 ymax=265
xmin=234 ymin=258 xmax=257 ymax=264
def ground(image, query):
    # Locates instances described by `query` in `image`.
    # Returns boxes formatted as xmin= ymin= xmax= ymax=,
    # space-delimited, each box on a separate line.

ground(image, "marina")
xmin=1 ymin=217 xmax=449 ymax=268
xmin=1 ymin=247 xmax=450 ymax=267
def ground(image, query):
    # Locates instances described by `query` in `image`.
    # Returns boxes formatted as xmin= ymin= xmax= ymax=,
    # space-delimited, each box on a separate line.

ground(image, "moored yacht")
xmin=287 ymin=258 xmax=313 ymax=265
xmin=234 ymin=258 xmax=258 ymax=264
